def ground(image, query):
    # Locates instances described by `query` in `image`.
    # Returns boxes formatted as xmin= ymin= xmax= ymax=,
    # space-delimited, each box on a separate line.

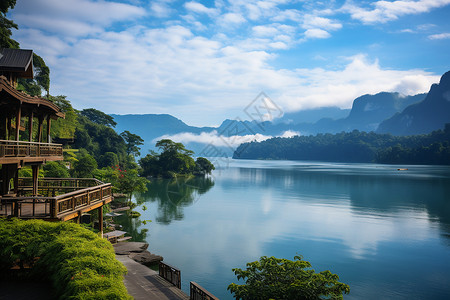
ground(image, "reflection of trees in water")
xmin=237 ymin=166 xmax=450 ymax=241
xmin=114 ymin=214 xmax=148 ymax=242
xmin=134 ymin=176 xmax=215 ymax=224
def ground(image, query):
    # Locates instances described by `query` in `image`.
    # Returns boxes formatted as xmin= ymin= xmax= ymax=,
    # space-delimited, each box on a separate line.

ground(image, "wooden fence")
xmin=0 ymin=179 xmax=111 ymax=219
xmin=190 ymin=282 xmax=220 ymax=300
xmin=157 ymin=262 xmax=219 ymax=299
xmin=0 ymin=140 xmax=63 ymax=158
xmin=159 ymin=261 xmax=181 ymax=289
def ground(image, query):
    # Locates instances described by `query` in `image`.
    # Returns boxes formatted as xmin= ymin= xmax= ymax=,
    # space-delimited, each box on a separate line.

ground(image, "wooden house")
xmin=0 ymin=48 xmax=111 ymax=233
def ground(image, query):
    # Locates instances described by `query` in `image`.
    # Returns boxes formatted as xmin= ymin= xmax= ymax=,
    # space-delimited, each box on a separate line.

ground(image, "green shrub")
xmin=0 ymin=218 xmax=131 ymax=299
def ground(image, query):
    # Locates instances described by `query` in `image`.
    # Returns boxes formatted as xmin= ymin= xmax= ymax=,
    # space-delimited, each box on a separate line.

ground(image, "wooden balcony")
xmin=0 ymin=139 xmax=63 ymax=164
xmin=0 ymin=178 xmax=112 ymax=221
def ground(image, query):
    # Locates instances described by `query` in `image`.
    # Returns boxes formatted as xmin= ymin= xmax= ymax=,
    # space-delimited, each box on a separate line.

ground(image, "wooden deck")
xmin=0 ymin=178 xmax=112 ymax=221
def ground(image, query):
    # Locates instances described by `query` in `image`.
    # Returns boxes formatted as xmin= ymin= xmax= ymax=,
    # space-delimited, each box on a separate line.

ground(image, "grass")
xmin=0 ymin=218 xmax=132 ymax=299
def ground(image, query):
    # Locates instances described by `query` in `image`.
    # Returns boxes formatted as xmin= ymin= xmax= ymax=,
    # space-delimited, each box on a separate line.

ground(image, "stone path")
xmin=115 ymin=255 xmax=189 ymax=300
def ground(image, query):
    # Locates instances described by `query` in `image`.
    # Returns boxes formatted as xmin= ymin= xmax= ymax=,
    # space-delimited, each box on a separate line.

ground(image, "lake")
xmin=116 ymin=160 xmax=450 ymax=299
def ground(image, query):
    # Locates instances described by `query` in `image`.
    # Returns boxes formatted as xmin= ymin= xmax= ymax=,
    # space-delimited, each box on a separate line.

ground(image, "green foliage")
xmin=98 ymin=152 xmax=119 ymax=169
xmin=120 ymin=130 xmax=144 ymax=157
xmin=80 ymin=108 xmax=117 ymax=128
xmin=235 ymin=126 xmax=450 ymax=165
xmin=139 ymin=139 xmax=214 ymax=178
xmin=72 ymin=154 xmax=98 ymax=178
xmin=195 ymin=157 xmax=215 ymax=175
xmin=228 ymin=256 xmax=350 ymax=300
xmin=73 ymin=114 xmax=128 ymax=166
xmin=50 ymin=95 xmax=78 ymax=139
xmin=115 ymin=167 xmax=148 ymax=199
xmin=43 ymin=161 xmax=70 ymax=178
xmin=0 ymin=218 xmax=131 ymax=299
xmin=0 ymin=0 xmax=19 ymax=49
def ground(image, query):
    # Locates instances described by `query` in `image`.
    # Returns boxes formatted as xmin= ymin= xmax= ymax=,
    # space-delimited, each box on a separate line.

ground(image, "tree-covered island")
xmin=139 ymin=139 xmax=215 ymax=178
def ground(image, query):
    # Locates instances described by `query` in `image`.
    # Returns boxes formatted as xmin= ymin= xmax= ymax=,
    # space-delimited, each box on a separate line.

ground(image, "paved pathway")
xmin=116 ymin=255 xmax=189 ymax=300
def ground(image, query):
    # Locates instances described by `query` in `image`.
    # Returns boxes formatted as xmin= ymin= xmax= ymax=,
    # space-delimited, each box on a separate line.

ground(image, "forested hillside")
xmin=234 ymin=125 xmax=450 ymax=165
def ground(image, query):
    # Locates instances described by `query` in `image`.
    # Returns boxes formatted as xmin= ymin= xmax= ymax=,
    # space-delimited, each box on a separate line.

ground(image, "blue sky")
xmin=9 ymin=0 xmax=450 ymax=126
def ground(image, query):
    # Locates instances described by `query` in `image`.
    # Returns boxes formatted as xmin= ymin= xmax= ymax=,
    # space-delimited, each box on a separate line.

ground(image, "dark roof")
xmin=0 ymin=48 xmax=34 ymax=79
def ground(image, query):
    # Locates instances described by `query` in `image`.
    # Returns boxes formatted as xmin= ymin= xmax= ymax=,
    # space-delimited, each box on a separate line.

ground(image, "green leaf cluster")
xmin=0 ymin=218 xmax=131 ymax=299
xmin=228 ymin=256 xmax=350 ymax=300
xmin=139 ymin=139 xmax=214 ymax=178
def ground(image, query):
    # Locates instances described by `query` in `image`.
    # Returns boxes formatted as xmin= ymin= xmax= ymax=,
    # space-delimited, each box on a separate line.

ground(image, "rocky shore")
xmin=113 ymin=242 xmax=163 ymax=266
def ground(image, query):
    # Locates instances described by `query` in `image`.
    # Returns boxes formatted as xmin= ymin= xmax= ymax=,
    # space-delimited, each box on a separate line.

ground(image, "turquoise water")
xmin=117 ymin=160 xmax=450 ymax=299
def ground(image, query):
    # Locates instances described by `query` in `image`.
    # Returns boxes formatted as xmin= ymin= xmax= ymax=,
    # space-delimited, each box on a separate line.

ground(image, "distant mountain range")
xmin=111 ymin=70 xmax=450 ymax=156
xmin=377 ymin=71 xmax=450 ymax=135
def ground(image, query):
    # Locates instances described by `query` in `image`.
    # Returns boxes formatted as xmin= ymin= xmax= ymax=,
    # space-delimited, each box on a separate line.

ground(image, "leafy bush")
xmin=0 ymin=218 xmax=131 ymax=299
xmin=228 ymin=255 xmax=350 ymax=300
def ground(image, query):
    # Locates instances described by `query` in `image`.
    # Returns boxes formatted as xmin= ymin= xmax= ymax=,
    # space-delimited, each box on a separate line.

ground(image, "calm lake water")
xmin=116 ymin=160 xmax=450 ymax=299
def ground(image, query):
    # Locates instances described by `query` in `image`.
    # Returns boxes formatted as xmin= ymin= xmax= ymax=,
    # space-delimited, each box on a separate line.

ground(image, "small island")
xmin=139 ymin=139 xmax=215 ymax=178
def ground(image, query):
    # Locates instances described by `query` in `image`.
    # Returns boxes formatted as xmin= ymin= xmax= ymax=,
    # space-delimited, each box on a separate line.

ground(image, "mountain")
xmin=377 ymin=71 xmax=450 ymax=135
xmin=336 ymin=92 xmax=426 ymax=132
xmin=274 ymin=92 xmax=425 ymax=135
xmin=275 ymin=107 xmax=350 ymax=124
xmin=111 ymin=114 xmax=215 ymax=155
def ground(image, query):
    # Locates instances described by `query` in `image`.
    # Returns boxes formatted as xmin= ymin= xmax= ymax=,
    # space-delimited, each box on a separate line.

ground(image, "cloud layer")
xmin=10 ymin=0 xmax=449 ymax=125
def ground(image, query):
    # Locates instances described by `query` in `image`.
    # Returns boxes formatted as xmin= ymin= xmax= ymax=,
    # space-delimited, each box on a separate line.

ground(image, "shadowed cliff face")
xmin=378 ymin=70 xmax=450 ymax=135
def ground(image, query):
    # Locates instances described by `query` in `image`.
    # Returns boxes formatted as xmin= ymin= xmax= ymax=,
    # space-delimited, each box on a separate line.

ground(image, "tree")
xmin=72 ymin=154 xmax=98 ymax=178
xmin=195 ymin=157 xmax=215 ymax=175
xmin=116 ymin=168 xmax=148 ymax=200
xmin=98 ymin=152 xmax=119 ymax=168
xmin=120 ymin=130 xmax=144 ymax=157
xmin=50 ymin=95 xmax=78 ymax=139
xmin=0 ymin=0 xmax=19 ymax=49
xmin=43 ymin=161 xmax=70 ymax=178
xmin=140 ymin=139 xmax=201 ymax=178
xmin=80 ymin=108 xmax=117 ymax=127
xmin=228 ymin=255 xmax=350 ymax=300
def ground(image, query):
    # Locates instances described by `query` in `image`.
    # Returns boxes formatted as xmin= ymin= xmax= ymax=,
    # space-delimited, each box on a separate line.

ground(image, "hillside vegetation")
xmin=234 ymin=125 xmax=450 ymax=165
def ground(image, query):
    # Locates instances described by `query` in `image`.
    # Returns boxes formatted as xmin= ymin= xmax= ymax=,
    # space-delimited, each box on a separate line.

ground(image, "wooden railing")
xmin=0 ymin=180 xmax=112 ymax=219
xmin=159 ymin=261 xmax=181 ymax=289
xmin=18 ymin=178 xmax=105 ymax=197
xmin=190 ymin=282 xmax=219 ymax=300
xmin=0 ymin=139 xmax=63 ymax=158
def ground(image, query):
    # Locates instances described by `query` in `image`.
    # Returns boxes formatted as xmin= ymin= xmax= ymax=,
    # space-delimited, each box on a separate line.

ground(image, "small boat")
xmin=397 ymin=168 xmax=408 ymax=171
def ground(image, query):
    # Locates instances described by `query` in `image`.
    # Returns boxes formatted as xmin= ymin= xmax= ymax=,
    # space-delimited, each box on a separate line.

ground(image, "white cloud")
xmin=304 ymin=28 xmax=331 ymax=39
xmin=218 ymin=12 xmax=247 ymax=27
xmin=302 ymin=15 xmax=342 ymax=31
xmin=153 ymin=131 xmax=273 ymax=148
xmin=12 ymin=0 xmax=145 ymax=37
xmin=277 ymin=54 xmax=439 ymax=112
xmin=344 ymin=0 xmax=450 ymax=24
xmin=10 ymin=0 xmax=444 ymax=126
xmin=153 ymin=129 xmax=301 ymax=149
xmin=150 ymin=2 xmax=173 ymax=18
xmin=280 ymin=130 xmax=300 ymax=138
xmin=428 ymin=32 xmax=450 ymax=40
xmin=185 ymin=1 xmax=218 ymax=16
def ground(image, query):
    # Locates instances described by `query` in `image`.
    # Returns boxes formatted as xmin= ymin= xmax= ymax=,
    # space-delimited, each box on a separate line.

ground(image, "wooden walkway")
xmin=115 ymin=255 xmax=189 ymax=300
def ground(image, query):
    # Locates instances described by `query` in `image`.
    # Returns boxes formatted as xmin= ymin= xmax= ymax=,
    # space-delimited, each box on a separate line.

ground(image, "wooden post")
xmin=98 ymin=206 xmax=103 ymax=236
xmin=15 ymin=104 xmax=21 ymax=141
xmin=7 ymin=116 xmax=12 ymax=140
xmin=28 ymin=111 xmax=34 ymax=142
xmin=13 ymin=168 xmax=19 ymax=195
xmin=32 ymin=165 xmax=39 ymax=196
xmin=46 ymin=116 xmax=51 ymax=143
xmin=37 ymin=116 xmax=43 ymax=143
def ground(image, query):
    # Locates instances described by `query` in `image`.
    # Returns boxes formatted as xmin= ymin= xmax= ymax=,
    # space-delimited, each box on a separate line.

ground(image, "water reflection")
xmin=134 ymin=176 xmax=215 ymax=224
xmin=235 ymin=164 xmax=450 ymax=235
xmin=115 ymin=161 xmax=450 ymax=299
